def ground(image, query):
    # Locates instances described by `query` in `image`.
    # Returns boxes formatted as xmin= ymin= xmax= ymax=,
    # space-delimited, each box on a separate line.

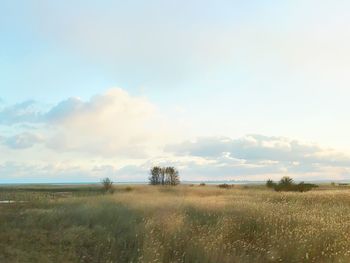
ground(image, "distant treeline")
xmin=149 ymin=166 xmax=180 ymax=185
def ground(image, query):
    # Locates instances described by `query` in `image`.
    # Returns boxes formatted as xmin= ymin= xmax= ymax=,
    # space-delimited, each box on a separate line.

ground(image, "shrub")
xmin=101 ymin=178 xmax=114 ymax=193
xmin=199 ymin=183 xmax=206 ymax=187
xmin=266 ymin=179 xmax=275 ymax=188
xmin=279 ymin=176 xmax=294 ymax=187
xmin=295 ymin=182 xmax=318 ymax=192
xmin=125 ymin=186 xmax=133 ymax=192
xmin=218 ymin=184 xmax=232 ymax=189
xmin=270 ymin=177 xmax=318 ymax=192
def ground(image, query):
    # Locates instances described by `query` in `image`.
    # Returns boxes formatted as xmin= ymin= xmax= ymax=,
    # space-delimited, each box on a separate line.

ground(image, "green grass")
xmin=1 ymin=184 xmax=350 ymax=262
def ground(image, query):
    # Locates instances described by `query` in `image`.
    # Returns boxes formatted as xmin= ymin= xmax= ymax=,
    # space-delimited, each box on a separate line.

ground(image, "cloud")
xmin=0 ymin=161 xmax=149 ymax=183
xmin=1 ymin=89 xmax=350 ymax=181
xmin=165 ymin=135 xmax=350 ymax=180
xmin=0 ymin=88 xmax=167 ymax=157
xmin=2 ymin=132 xmax=44 ymax=149
xmin=0 ymin=162 xmax=101 ymax=183
xmin=44 ymin=88 xmax=164 ymax=157
xmin=1 ymin=133 xmax=350 ymax=182
xmin=166 ymin=134 xmax=350 ymax=165
xmin=0 ymin=100 xmax=43 ymax=124
xmin=18 ymin=0 xmax=350 ymax=91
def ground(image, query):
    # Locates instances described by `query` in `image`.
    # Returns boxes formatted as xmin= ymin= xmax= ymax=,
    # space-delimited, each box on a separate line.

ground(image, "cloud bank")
xmin=0 ymin=89 xmax=349 ymax=182
xmin=164 ymin=135 xmax=350 ymax=181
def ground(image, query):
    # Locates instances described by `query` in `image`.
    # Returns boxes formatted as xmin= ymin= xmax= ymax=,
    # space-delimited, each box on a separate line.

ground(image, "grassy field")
xmin=1 ymin=184 xmax=350 ymax=263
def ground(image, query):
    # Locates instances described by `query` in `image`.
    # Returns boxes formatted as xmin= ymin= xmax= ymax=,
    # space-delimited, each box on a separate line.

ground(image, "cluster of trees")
xmin=149 ymin=166 xmax=180 ymax=185
xmin=266 ymin=176 xmax=318 ymax=192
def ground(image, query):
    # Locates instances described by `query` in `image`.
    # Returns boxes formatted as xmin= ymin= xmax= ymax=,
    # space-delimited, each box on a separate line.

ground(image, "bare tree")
xmin=149 ymin=166 xmax=162 ymax=185
xmin=161 ymin=167 xmax=166 ymax=185
xmin=165 ymin=167 xmax=180 ymax=185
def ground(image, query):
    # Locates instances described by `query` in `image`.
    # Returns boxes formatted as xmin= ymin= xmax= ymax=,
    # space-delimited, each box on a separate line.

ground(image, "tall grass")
xmin=1 ymin=185 xmax=350 ymax=262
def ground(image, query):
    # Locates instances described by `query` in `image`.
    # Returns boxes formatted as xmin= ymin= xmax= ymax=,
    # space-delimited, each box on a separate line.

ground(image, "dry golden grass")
xmin=1 ymin=184 xmax=350 ymax=262
xmin=110 ymin=185 xmax=350 ymax=262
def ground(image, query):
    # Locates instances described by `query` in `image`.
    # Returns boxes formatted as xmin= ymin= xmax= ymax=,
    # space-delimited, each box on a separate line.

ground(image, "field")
xmin=1 ymin=184 xmax=350 ymax=263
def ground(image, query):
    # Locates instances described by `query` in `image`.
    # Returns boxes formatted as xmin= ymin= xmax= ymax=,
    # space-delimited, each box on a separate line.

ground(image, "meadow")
xmin=1 ymin=184 xmax=350 ymax=263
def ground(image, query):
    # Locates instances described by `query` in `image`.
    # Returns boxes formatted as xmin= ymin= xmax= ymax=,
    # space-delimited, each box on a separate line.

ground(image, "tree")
xmin=149 ymin=166 xmax=162 ymax=185
xmin=161 ymin=167 xmax=166 ymax=185
xmin=101 ymin=177 xmax=113 ymax=193
xmin=149 ymin=166 xmax=180 ymax=185
xmin=165 ymin=167 xmax=180 ymax=185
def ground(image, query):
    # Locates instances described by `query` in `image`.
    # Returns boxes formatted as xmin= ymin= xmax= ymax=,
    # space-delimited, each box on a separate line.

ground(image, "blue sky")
xmin=1 ymin=1 xmax=350 ymax=182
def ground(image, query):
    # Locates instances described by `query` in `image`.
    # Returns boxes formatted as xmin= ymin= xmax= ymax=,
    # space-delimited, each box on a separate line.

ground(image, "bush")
xmin=295 ymin=182 xmax=318 ymax=192
xmin=279 ymin=176 xmax=294 ymax=187
xmin=101 ymin=178 xmax=114 ymax=193
xmin=266 ymin=179 xmax=275 ymax=188
xmin=269 ymin=177 xmax=318 ymax=192
xmin=199 ymin=183 xmax=206 ymax=187
xmin=125 ymin=186 xmax=133 ymax=192
xmin=218 ymin=184 xmax=233 ymax=189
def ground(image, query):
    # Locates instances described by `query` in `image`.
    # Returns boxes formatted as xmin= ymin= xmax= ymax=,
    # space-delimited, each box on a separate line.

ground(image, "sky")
xmin=1 ymin=0 xmax=350 ymax=183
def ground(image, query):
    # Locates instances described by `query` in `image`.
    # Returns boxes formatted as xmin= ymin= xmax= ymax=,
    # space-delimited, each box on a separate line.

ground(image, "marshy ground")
xmin=1 ymin=184 xmax=350 ymax=263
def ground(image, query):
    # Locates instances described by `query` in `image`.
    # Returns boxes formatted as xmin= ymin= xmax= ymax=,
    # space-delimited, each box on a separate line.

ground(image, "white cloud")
xmin=165 ymin=134 xmax=350 ymax=180
xmin=0 ymin=88 xmax=169 ymax=158
xmin=166 ymin=134 xmax=349 ymax=164
xmin=44 ymin=88 xmax=165 ymax=158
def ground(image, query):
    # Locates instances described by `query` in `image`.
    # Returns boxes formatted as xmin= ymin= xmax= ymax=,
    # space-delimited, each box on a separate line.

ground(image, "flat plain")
xmin=1 ymin=184 xmax=350 ymax=263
